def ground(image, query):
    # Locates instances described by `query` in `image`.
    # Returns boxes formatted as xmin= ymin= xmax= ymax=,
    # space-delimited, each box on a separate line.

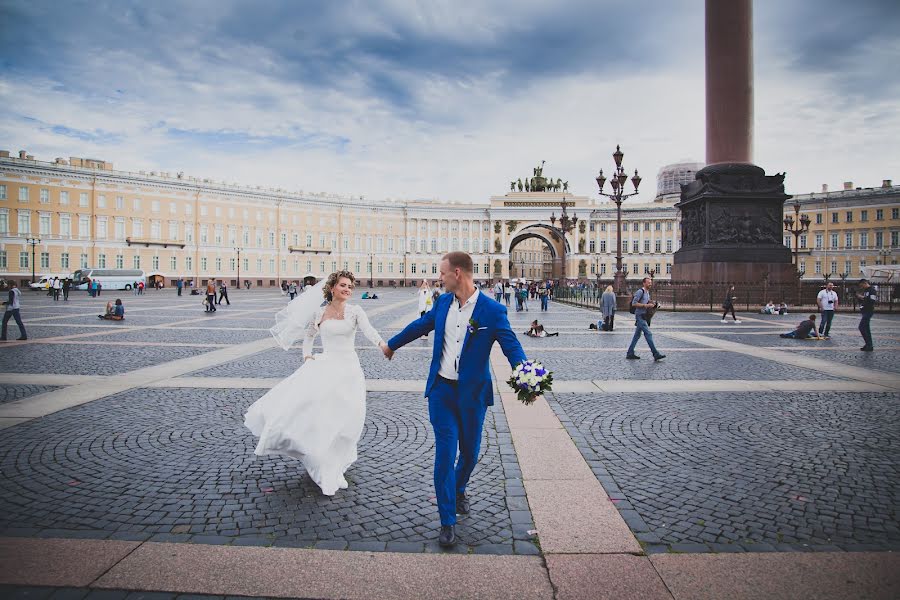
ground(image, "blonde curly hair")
xmin=323 ymin=270 xmax=356 ymax=301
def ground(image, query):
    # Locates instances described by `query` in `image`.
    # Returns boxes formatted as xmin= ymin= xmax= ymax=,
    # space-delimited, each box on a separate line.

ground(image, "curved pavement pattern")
xmin=0 ymin=288 xmax=898 ymax=599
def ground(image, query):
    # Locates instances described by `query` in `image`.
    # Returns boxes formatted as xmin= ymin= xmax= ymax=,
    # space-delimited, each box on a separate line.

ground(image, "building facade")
xmin=1 ymin=148 xmax=895 ymax=287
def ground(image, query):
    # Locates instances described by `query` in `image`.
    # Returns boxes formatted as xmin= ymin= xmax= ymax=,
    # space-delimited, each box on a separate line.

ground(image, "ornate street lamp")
xmin=595 ymin=145 xmax=641 ymax=296
xmin=549 ymin=197 xmax=578 ymax=282
xmin=26 ymin=237 xmax=41 ymax=284
xmin=233 ymin=247 xmax=243 ymax=289
xmin=783 ymin=199 xmax=811 ymax=269
xmin=784 ymin=199 xmax=810 ymax=305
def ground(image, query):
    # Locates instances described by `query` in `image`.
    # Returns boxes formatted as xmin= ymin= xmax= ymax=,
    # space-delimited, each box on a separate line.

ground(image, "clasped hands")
xmin=379 ymin=341 xmax=394 ymax=360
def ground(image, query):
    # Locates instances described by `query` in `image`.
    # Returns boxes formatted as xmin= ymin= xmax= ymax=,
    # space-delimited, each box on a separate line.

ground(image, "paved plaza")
xmin=1 ymin=287 xmax=898 ymax=599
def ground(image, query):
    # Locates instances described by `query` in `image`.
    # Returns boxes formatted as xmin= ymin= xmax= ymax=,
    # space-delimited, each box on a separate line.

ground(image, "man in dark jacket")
xmin=779 ymin=315 xmax=821 ymax=340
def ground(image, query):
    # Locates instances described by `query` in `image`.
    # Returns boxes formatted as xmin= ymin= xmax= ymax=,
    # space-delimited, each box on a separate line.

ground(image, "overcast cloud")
xmin=1 ymin=0 xmax=897 ymax=202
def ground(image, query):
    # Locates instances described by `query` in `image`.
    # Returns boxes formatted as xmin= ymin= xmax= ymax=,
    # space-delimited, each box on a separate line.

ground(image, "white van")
xmin=28 ymin=274 xmax=68 ymax=290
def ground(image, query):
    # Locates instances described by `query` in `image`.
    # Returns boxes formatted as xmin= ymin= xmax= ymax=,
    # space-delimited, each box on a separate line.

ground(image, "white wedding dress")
xmin=244 ymin=303 xmax=384 ymax=495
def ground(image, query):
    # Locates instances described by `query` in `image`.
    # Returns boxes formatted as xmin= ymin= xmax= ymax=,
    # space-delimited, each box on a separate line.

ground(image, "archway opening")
xmin=509 ymin=234 xmax=557 ymax=281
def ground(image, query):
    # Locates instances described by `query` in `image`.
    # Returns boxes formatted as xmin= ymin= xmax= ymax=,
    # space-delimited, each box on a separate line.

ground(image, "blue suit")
xmin=388 ymin=291 xmax=526 ymax=526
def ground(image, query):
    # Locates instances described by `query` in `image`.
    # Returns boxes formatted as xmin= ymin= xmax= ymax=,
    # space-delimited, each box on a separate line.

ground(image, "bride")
xmin=244 ymin=271 xmax=389 ymax=495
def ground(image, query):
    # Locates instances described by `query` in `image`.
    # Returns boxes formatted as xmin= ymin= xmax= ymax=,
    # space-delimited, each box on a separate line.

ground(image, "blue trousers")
xmin=1 ymin=309 xmax=26 ymax=338
xmin=819 ymin=310 xmax=835 ymax=336
xmin=428 ymin=378 xmax=487 ymax=526
xmin=627 ymin=316 xmax=660 ymax=357
xmin=859 ymin=313 xmax=873 ymax=349
xmin=540 ymin=296 xmax=549 ymax=311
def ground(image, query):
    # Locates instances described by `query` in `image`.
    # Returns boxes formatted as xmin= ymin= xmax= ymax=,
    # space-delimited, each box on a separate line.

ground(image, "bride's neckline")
xmin=319 ymin=302 xmax=350 ymax=326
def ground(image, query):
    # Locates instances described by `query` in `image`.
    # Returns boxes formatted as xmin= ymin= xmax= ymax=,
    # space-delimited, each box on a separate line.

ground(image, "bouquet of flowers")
xmin=507 ymin=360 xmax=553 ymax=405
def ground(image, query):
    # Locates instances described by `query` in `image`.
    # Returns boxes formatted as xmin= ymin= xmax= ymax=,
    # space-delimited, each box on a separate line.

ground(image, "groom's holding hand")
xmin=383 ymin=251 xmax=526 ymax=547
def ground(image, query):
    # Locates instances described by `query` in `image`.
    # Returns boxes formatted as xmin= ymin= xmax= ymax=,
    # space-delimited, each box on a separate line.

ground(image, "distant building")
xmin=656 ymin=161 xmax=705 ymax=202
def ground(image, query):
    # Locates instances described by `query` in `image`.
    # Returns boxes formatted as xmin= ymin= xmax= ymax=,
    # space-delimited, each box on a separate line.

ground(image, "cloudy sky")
xmin=1 ymin=0 xmax=897 ymax=203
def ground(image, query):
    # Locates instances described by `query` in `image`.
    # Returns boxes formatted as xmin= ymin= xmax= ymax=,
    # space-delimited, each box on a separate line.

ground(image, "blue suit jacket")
xmin=388 ymin=291 xmax=527 ymax=406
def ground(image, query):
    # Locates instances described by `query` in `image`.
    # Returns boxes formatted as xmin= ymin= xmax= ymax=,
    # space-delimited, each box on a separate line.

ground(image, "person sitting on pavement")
xmin=99 ymin=298 xmax=125 ymax=321
xmin=778 ymin=302 xmax=788 ymax=315
xmin=779 ymin=314 xmax=821 ymax=340
xmin=525 ymin=319 xmax=559 ymax=337
xmin=761 ymin=301 xmax=776 ymax=314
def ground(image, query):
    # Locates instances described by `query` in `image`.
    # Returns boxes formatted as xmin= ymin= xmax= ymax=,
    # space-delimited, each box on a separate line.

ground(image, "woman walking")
xmin=600 ymin=285 xmax=616 ymax=331
xmin=417 ymin=280 xmax=432 ymax=317
xmin=721 ymin=285 xmax=741 ymax=323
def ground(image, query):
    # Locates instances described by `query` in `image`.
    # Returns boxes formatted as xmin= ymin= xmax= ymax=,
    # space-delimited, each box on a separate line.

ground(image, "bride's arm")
xmin=353 ymin=305 xmax=387 ymax=350
xmin=303 ymin=308 xmax=322 ymax=360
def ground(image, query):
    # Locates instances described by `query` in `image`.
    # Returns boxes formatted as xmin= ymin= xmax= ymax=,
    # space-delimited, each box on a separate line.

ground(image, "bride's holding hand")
xmin=244 ymin=270 xmax=388 ymax=496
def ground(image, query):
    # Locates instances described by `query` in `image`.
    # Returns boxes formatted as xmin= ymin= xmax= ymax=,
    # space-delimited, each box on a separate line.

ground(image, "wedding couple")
xmin=244 ymin=251 xmax=527 ymax=547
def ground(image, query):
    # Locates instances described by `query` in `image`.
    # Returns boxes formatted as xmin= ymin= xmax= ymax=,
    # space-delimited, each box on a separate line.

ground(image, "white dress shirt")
xmin=817 ymin=289 xmax=838 ymax=310
xmin=438 ymin=289 xmax=480 ymax=380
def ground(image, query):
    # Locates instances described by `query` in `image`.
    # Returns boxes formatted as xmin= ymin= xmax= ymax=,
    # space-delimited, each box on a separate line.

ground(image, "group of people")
xmin=491 ymin=280 xmax=553 ymax=312
xmin=44 ymin=277 xmax=72 ymax=301
xmin=761 ymin=301 xmax=789 ymax=315
xmin=204 ymin=280 xmax=230 ymax=312
xmin=778 ymin=279 xmax=877 ymax=350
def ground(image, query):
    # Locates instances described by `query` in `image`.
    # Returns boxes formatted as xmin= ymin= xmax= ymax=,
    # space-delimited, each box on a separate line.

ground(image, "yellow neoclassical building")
xmin=2 ymin=147 xmax=895 ymax=287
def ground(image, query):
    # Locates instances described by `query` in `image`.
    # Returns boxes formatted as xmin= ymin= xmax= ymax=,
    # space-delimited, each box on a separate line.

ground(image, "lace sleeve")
xmin=303 ymin=308 xmax=322 ymax=357
xmin=352 ymin=305 xmax=384 ymax=347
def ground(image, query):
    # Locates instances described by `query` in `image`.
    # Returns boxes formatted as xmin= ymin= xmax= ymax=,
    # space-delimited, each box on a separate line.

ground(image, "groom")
xmin=383 ymin=251 xmax=526 ymax=547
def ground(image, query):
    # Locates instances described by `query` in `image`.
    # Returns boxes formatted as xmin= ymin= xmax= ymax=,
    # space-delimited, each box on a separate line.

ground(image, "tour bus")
xmin=72 ymin=268 xmax=146 ymax=291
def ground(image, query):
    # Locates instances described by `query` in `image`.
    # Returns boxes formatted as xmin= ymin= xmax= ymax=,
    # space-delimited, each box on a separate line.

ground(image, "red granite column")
xmin=706 ymin=0 xmax=753 ymax=165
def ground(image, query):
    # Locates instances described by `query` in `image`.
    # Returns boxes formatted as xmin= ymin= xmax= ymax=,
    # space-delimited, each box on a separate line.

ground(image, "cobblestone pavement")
xmin=2 ymin=288 xmax=898 ymax=561
xmin=0 ymin=585 xmax=285 ymax=600
xmin=0 ymin=385 xmax=61 ymax=405
xmin=0 ymin=387 xmax=533 ymax=554
xmin=550 ymin=391 xmax=900 ymax=553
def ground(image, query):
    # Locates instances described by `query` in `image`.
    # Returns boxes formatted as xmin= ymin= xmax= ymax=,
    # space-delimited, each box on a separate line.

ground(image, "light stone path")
xmin=1 ymin=291 xmax=899 ymax=598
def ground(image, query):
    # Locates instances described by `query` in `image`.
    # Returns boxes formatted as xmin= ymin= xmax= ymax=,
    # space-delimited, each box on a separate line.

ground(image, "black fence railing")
xmin=553 ymin=280 xmax=899 ymax=313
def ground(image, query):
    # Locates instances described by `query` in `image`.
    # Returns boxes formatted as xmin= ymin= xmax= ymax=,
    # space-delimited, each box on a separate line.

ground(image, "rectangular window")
xmin=60 ymin=253 xmax=69 ymax=269
xmin=133 ymin=219 xmax=143 ymax=238
xmin=169 ymin=222 xmax=178 ymax=240
xmin=215 ymin=257 xmax=222 ymax=271
xmin=875 ymin=231 xmax=883 ymax=248
xmin=115 ymin=219 xmax=125 ymax=240
xmin=845 ymin=232 xmax=853 ymax=248
xmin=96 ymin=218 xmax=107 ymax=239
xmin=892 ymin=231 xmax=899 ymax=247
xmin=19 ymin=186 xmax=29 ymax=202
xmin=98 ymin=253 xmax=107 ymax=268
xmin=643 ymin=240 xmax=650 ymax=253
xmin=815 ymin=213 xmax=822 ymax=225
xmin=133 ymin=255 xmax=141 ymax=269
xmin=631 ymin=240 xmax=639 ymax=253
xmin=655 ymin=240 xmax=662 ymax=253
xmin=151 ymin=221 xmax=161 ymax=239
xmin=799 ymin=235 xmax=807 ymax=249
xmin=152 ymin=256 xmax=160 ymax=270
xmin=815 ymin=233 xmax=823 ymax=249
xmin=133 ymin=198 xmax=141 ymax=211
xmin=666 ymin=240 xmax=673 ymax=253
xmin=0 ymin=211 xmax=6 ymax=234
xmin=830 ymin=233 xmax=838 ymax=249
xmin=860 ymin=210 xmax=868 ymax=222
xmin=116 ymin=196 xmax=124 ymax=210
xmin=39 ymin=214 xmax=51 ymax=235
xmin=589 ymin=240 xmax=595 ymax=253
xmin=61 ymin=191 xmax=71 ymax=205
xmin=831 ymin=212 xmax=838 ymax=224
xmin=80 ymin=253 xmax=88 ymax=268
xmin=860 ymin=232 xmax=868 ymax=249
xmin=600 ymin=240 xmax=607 ymax=252
xmin=97 ymin=195 xmax=106 ymax=208
xmin=814 ymin=261 xmax=821 ymax=274
xmin=79 ymin=193 xmax=88 ymax=207
xmin=18 ymin=211 xmax=31 ymax=234
xmin=186 ymin=256 xmax=192 ymax=271
xmin=893 ymin=208 xmax=899 ymax=220
xmin=116 ymin=254 xmax=124 ymax=269
xmin=845 ymin=211 xmax=853 ymax=223
xmin=0 ymin=184 xmax=6 ymax=200
xmin=20 ymin=251 xmax=29 ymax=268
xmin=169 ymin=256 xmax=177 ymax=271
xmin=40 ymin=252 xmax=49 ymax=268
xmin=830 ymin=260 xmax=837 ymax=275
xmin=151 ymin=200 xmax=160 ymax=213
xmin=876 ymin=209 xmax=884 ymax=221
xmin=170 ymin=202 xmax=177 ymax=215
xmin=40 ymin=188 xmax=49 ymax=203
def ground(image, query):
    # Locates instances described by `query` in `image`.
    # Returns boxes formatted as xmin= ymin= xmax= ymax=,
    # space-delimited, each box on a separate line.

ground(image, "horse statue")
xmin=517 ymin=178 xmax=523 ymax=192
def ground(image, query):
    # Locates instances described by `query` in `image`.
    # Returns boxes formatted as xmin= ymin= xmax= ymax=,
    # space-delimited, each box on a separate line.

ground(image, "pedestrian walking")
xmin=138 ymin=280 xmax=145 ymax=295
xmin=176 ymin=278 xmax=183 ymax=296
xmin=539 ymin=283 xmax=550 ymax=311
xmin=721 ymin=285 xmax=740 ymax=323
xmin=288 ymin=281 xmax=297 ymax=300
xmin=1 ymin=282 xmax=27 ymax=341
xmin=52 ymin=277 xmax=62 ymax=301
xmin=503 ymin=281 xmax=512 ymax=306
xmin=62 ymin=278 xmax=70 ymax=301
xmin=96 ymin=279 xmax=102 ymax=296
xmin=218 ymin=280 xmax=230 ymax=305
xmin=205 ymin=280 xmax=217 ymax=312
xmin=855 ymin=279 xmax=876 ymax=351
xmin=493 ymin=280 xmax=503 ymax=303
xmin=417 ymin=280 xmax=432 ymax=317
xmin=626 ymin=277 xmax=665 ymax=361
xmin=816 ymin=281 xmax=838 ymax=337
xmin=600 ymin=285 xmax=616 ymax=330
xmin=520 ymin=285 xmax=529 ymax=311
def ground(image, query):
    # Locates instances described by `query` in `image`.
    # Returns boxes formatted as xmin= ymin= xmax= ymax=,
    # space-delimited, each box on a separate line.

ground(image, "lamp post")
xmin=840 ymin=271 xmax=849 ymax=309
xmin=549 ymin=196 xmax=578 ymax=283
xmin=26 ymin=237 xmax=41 ymax=284
xmin=878 ymin=248 xmax=892 ymax=266
xmin=783 ymin=199 xmax=810 ymax=306
xmin=233 ymin=247 xmax=243 ymax=289
xmin=595 ymin=145 xmax=642 ymax=297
